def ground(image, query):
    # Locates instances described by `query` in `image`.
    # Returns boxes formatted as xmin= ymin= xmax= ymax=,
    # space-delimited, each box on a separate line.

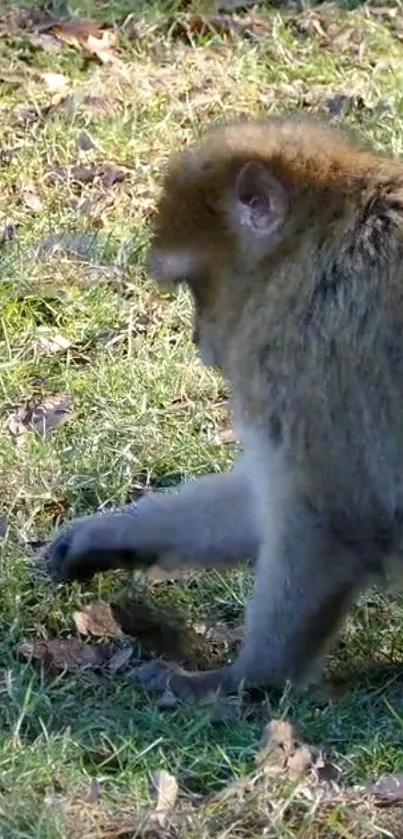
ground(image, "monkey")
xmin=45 ymin=115 xmax=403 ymax=701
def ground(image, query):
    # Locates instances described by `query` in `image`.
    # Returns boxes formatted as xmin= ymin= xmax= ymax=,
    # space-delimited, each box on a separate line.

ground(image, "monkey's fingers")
xmin=44 ymin=528 xmax=118 ymax=582
xmin=45 ymin=513 xmax=155 ymax=583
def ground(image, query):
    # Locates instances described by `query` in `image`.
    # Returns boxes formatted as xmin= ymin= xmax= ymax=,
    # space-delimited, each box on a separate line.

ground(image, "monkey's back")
xmin=232 ymin=174 xmax=403 ymax=561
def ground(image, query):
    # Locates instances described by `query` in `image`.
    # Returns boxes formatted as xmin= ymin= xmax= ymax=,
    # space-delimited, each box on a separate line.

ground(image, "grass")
xmin=2 ymin=0 xmax=403 ymax=835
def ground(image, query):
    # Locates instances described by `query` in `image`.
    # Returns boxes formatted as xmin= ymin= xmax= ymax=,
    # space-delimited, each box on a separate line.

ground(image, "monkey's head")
xmin=147 ymin=118 xmax=370 ymax=368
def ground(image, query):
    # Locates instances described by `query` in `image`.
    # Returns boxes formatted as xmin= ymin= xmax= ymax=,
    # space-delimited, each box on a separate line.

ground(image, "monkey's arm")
xmin=46 ymin=460 xmax=259 ymax=582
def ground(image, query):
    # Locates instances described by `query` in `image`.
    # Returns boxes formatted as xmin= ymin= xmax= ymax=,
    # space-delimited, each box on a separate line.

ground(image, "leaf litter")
xmin=50 ymin=720 xmax=403 ymax=839
xmin=151 ymin=769 xmax=179 ymax=821
xmin=17 ymin=638 xmax=111 ymax=670
xmin=6 ymin=393 xmax=73 ymax=439
xmin=73 ymin=603 xmax=122 ymax=638
xmin=48 ymin=162 xmax=129 ymax=190
xmin=39 ymin=17 xmax=121 ymax=65
xmin=5 ymin=13 xmax=123 ymax=65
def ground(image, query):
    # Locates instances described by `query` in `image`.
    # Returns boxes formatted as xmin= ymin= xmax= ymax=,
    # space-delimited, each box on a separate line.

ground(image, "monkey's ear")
xmin=235 ymin=162 xmax=288 ymax=238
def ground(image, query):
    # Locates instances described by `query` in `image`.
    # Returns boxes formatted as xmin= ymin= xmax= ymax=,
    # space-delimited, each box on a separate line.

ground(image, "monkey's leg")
xmin=46 ymin=460 xmax=259 ymax=582
xmin=135 ymin=502 xmax=366 ymax=699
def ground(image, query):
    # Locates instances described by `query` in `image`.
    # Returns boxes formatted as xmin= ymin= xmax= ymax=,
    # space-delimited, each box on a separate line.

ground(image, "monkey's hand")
xmin=44 ymin=512 xmax=156 ymax=582
xmin=135 ymin=660 xmax=236 ymax=701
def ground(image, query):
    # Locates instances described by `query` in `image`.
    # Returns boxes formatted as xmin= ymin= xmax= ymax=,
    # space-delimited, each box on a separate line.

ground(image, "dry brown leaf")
xmin=213 ymin=427 xmax=237 ymax=445
xmin=291 ymin=11 xmax=329 ymax=41
xmin=42 ymin=18 xmax=120 ymax=64
xmin=258 ymin=719 xmax=301 ymax=770
xmin=49 ymin=163 xmax=128 ymax=189
xmin=21 ymin=184 xmax=43 ymax=213
xmin=17 ymin=638 xmax=110 ymax=670
xmin=257 ymin=719 xmax=336 ymax=784
xmin=41 ymin=71 xmax=69 ymax=91
xmin=37 ymin=333 xmax=72 ymax=354
xmin=6 ymin=394 xmax=72 ymax=438
xmin=151 ymin=770 xmax=179 ymax=814
xmin=287 ymin=744 xmax=321 ymax=778
xmin=74 ymin=603 xmax=122 ymax=638
xmin=369 ymin=5 xmax=400 ymax=18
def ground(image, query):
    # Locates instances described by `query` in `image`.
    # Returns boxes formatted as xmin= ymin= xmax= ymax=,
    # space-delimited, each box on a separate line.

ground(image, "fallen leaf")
xmin=6 ymin=394 xmax=72 ymax=438
xmin=41 ymin=17 xmax=120 ymax=64
xmin=37 ymin=333 xmax=72 ymax=354
xmin=369 ymin=5 xmax=400 ymax=18
xmin=291 ymin=11 xmax=329 ymax=42
xmin=49 ymin=163 xmax=128 ymax=189
xmin=151 ymin=770 xmax=179 ymax=813
xmin=257 ymin=719 xmax=334 ymax=783
xmin=21 ymin=185 xmax=43 ymax=213
xmin=86 ymin=31 xmax=119 ymax=65
xmin=258 ymin=719 xmax=301 ymax=771
xmin=287 ymin=744 xmax=321 ymax=778
xmin=74 ymin=603 xmax=122 ymax=638
xmin=208 ymin=426 xmax=237 ymax=446
xmin=41 ymin=71 xmax=69 ymax=91
xmin=17 ymin=638 xmax=110 ymax=670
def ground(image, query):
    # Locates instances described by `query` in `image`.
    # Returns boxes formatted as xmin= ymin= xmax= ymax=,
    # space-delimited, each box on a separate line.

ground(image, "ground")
xmin=1 ymin=1 xmax=403 ymax=836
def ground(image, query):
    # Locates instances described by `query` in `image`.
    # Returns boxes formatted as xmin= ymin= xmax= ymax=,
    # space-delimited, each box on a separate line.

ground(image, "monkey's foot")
xmin=135 ymin=660 xmax=235 ymax=701
xmin=44 ymin=512 xmax=156 ymax=582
